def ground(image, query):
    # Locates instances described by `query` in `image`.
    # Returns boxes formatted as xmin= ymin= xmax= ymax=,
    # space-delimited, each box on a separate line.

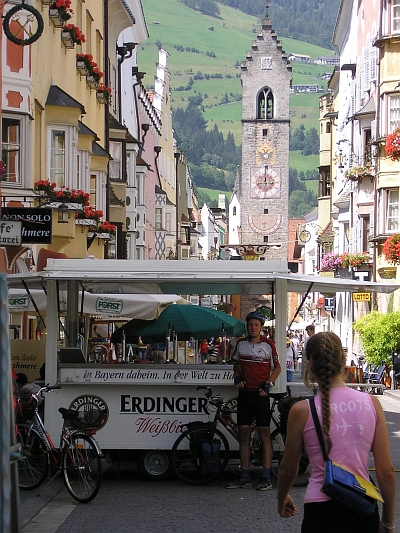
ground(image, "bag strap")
xmin=309 ymin=397 xmax=330 ymax=462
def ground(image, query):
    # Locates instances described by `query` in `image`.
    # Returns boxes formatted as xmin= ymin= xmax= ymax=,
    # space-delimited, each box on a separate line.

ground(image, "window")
xmin=136 ymin=172 xmax=144 ymax=204
xmin=165 ymin=212 xmax=171 ymax=233
xmin=155 ymin=208 xmax=162 ymax=231
xmin=392 ymin=0 xmax=400 ymax=32
xmin=50 ymin=129 xmax=66 ymax=186
xmin=360 ymin=216 xmax=371 ymax=252
xmin=257 ymin=87 xmax=274 ymax=119
xmin=386 ymin=189 xmax=399 ymax=232
xmin=2 ymin=116 xmax=21 ymax=185
xmin=363 ymin=129 xmax=372 ymax=165
xmin=319 ymin=166 xmax=331 ymax=197
xmin=90 ymin=174 xmax=97 ymax=208
xmin=389 ymin=94 xmax=400 ymax=133
xmin=109 ymin=141 xmax=122 ymax=180
xmin=263 ymin=235 xmax=269 ymax=243
xmin=264 ymin=208 xmax=268 ymax=214
xmin=233 ymin=206 xmax=236 ymax=216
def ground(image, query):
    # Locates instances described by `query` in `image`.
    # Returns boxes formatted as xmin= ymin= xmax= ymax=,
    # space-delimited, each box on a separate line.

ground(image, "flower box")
xmin=383 ymin=233 xmax=400 ymax=265
xmin=385 ymin=129 xmax=400 ymax=162
xmin=76 ymin=60 xmax=88 ymax=76
xmin=61 ymin=30 xmax=75 ymax=49
xmin=344 ymin=165 xmax=374 ymax=182
xmin=86 ymin=75 xmax=98 ymax=90
xmin=49 ymin=9 xmax=64 ymax=28
xmin=96 ymin=91 xmax=107 ymax=104
xmin=76 ymin=218 xmax=96 ymax=226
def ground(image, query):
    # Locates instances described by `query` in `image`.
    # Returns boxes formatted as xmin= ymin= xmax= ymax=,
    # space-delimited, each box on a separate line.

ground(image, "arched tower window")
xmin=257 ymin=87 xmax=274 ymax=119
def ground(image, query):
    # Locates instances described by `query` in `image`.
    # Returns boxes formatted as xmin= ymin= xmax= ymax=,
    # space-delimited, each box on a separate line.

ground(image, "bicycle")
xmin=170 ymin=385 xmax=311 ymax=486
xmin=16 ymin=384 xmax=103 ymax=503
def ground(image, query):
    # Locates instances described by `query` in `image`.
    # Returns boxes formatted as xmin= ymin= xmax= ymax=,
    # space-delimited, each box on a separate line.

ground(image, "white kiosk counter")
xmin=8 ymin=259 xmax=398 ymax=480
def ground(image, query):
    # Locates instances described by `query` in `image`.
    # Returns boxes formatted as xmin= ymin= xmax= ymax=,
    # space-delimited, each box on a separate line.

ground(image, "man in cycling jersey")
xmin=226 ymin=311 xmax=281 ymax=491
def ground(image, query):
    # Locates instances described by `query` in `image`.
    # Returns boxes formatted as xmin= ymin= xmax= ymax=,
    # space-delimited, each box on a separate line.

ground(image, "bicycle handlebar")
xmin=196 ymin=385 xmax=212 ymax=398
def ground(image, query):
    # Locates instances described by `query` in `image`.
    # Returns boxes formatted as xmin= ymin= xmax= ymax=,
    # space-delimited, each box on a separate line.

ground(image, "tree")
xmin=353 ymin=312 xmax=400 ymax=365
xmin=302 ymin=127 xmax=319 ymax=156
xmin=290 ymin=124 xmax=305 ymax=151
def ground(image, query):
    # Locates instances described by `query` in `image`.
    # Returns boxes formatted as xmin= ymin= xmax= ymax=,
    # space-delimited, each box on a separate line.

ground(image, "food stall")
xmin=7 ymin=258 xmax=398 ymax=480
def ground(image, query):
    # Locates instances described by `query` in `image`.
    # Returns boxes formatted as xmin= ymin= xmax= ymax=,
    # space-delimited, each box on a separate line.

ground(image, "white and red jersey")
xmin=232 ymin=337 xmax=280 ymax=390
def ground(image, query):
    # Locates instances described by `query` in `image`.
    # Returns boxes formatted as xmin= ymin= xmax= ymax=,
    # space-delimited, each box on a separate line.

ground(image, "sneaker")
xmin=225 ymin=478 xmax=252 ymax=489
xmin=256 ymin=477 xmax=272 ymax=491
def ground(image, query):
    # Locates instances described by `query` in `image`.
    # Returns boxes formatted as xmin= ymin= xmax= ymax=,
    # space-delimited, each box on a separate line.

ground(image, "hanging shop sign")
xmin=0 ymin=220 xmax=22 ymax=246
xmin=352 ymin=293 xmax=371 ymax=302
xmin=2 ymin=208 xmax=52 ymax=244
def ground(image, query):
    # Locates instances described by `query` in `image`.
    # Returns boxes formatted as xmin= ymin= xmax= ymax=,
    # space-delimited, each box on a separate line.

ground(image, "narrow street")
xmin=19 ymin=386 xmax=400 ymax=533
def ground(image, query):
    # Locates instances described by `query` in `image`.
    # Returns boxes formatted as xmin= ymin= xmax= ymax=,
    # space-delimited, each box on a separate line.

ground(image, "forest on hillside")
xmin=179 ymin=0 xmax=340 ymax=50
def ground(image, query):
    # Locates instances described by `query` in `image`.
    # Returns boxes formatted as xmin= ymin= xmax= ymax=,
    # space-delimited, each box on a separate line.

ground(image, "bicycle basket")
xmin=65 ymin=408 xmax=103 ymax=430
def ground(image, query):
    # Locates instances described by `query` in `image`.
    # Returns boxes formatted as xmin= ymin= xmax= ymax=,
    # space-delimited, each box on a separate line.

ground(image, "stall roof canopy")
xmin=8 ymin=289 xmax=190 ymax=320
xmin=7 ymin=259 xmax=399 ymax=296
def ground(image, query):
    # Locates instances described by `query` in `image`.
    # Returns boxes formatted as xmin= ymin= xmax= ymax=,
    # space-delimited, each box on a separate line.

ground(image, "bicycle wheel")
xmin=62 ymin=433 xmax=102 ymax=503
xmin=16 ymin=424 xmax=49 ymax=490
xmin=270 ymin=428 xmax=310 ymax=487
xmin=171 ymin=426 xmax=229 ymax=485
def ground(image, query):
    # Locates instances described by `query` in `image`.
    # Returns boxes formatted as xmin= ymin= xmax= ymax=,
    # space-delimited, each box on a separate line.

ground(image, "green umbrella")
xmin=111 ymin=304 xmax=246 ymax=343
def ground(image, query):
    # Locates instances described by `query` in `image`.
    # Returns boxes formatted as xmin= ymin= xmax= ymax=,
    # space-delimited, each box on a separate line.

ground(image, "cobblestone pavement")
xmin=18 ymin=375 xmax=400 ymax=533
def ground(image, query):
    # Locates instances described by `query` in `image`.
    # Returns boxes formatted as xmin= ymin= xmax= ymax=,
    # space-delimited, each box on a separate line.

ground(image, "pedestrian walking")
xmin=277 ymin=331 xmax=396 ymax=533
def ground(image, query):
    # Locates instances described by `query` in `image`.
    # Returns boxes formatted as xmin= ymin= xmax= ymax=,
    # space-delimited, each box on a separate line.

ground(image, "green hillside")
xmin=138 ymin=0 xmax=332 ymax=194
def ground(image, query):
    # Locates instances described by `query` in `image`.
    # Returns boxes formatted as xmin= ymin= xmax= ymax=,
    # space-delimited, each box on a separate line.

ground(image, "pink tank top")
xmin=303 ymin=387 xmax=377 ymax=503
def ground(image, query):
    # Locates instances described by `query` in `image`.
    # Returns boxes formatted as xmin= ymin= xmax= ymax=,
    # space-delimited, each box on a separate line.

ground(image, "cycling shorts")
xmin=236 ymin=389 xmax=271 ymax=427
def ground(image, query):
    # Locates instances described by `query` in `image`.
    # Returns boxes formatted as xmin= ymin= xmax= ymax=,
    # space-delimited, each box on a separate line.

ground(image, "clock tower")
xmin=239 ymin=9 xmax=292 ymax=261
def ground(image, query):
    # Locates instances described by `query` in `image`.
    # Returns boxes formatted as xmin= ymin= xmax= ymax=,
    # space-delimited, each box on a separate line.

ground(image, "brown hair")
xmin=304 ymin=332 xmax=345 ymax=453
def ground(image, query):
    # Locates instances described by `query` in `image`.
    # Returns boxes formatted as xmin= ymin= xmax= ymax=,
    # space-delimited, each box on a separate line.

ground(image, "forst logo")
xmin=96 ymin=297 xmax=123 ymax=314
xmin=8 ymin=296 xmax=29 ymax=309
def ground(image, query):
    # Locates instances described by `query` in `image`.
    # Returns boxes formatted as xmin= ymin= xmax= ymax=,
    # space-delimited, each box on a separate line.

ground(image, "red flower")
xmin=383 ymin=233 xmax=400 ymax=265
xmin=385 ymin=128 xmax=400 ymax=161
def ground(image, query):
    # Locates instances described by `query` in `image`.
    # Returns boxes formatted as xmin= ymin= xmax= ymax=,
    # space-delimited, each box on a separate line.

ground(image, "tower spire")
xmin=265 ymin=3 xmax=269 ymax=19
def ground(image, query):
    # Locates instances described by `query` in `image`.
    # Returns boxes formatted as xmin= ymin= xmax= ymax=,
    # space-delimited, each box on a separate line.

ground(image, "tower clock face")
xmin=250 ymin=167 xmax=281 ymax=198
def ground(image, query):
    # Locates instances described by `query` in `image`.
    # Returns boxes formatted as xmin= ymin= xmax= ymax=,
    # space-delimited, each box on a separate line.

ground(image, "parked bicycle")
xmin=16 ymin=384 xmax=103 ymax=503
xmin=170 ymin=385 xmax=310 ymax=486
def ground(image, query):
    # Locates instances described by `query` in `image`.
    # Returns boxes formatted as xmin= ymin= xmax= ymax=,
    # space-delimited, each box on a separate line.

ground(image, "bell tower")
xmin=239 ymin=6 xmax=292 ymax=261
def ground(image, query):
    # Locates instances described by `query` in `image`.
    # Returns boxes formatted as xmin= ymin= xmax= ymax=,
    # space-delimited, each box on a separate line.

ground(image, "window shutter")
xmin=363 ymin=48 xmax=370 ymax=93
xmin=370 ymin=46 xmax=376 ymax=83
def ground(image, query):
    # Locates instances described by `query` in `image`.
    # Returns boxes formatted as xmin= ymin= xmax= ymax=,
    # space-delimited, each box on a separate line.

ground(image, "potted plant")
xmin=97 ymin=221 xmax=116 ymax=236
xmin=341 ymin=252 xmax=371 ymax=269
xmin=75 ymin=206 xmax=104 ymax=228
xmin=319 ymin=252 xmax=343 ymax=272
xmin=96 ymin=84 xmax=112 ymax=104
xmin=383 ymin=233 xmax=400 ymax=265
xmin=34 ymin=179 xmax=57 ymax=196
xmin=49 ymin=0 xmax=73 ymax=28
xmin=344 ymin=165 xmax=374 ymax=182
xmin=61 ymin=24 xmax=85 ymax=48
xmin=76 ymin=53 xmax=92 ymax=76
xmin=34 ymin=180 xmax=90 ymax=206
xmin=385 ymin=128 xmax=400 ymax=161
xmin=84 ymin=58 xmax=103 ymax=89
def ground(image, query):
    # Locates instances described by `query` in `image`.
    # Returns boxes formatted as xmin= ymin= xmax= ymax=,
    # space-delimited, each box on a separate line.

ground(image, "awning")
xmin=8 ymin=288 xmax=190 ymax=320
xmin=7 ymin=259 xmax=399 ymax=296
xmin=353 ymin=97 xmax=375 ymax=119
